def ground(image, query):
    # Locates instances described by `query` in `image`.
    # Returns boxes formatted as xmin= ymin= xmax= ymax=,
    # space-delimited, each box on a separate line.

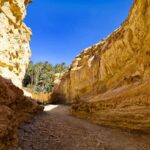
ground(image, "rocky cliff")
xmin=52 ymin=0 xmax=150 ymax=131
xmin=0 ymin=1 xmax=42 ymax=149
xmin=0 ymin=76 xmax=41 ymax=150
xmin=0 ymin=0 xmax=31 ymax=88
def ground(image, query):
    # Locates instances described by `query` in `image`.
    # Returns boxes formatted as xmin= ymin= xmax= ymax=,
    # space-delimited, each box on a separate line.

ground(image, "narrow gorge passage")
xmin=18 ymin=105 xmax=150 ymax=150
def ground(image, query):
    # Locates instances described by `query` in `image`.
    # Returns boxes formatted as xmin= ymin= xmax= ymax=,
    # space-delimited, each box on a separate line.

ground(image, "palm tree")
xmin=23 ymin=61 xmax=68 ymax=93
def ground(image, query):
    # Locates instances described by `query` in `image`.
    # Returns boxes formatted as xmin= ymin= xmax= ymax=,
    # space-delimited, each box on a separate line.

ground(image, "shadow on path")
xmin=18 ymin=105 xmax=150 ymax=150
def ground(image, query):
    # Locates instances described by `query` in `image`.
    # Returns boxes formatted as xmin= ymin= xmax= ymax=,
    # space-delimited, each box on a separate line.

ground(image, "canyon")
xmin=52 ymin=0 xmax=150 ymax=131
xmin=1 ymin=0 xmax=150 ymax=149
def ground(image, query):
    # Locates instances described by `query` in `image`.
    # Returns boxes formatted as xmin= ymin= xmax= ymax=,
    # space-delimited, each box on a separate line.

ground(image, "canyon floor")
xmin=18 ymin=105 xmax=150 ymax=150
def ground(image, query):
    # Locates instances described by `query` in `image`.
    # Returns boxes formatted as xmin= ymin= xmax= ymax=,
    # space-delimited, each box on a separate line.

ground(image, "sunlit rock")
xmin=52 ymin=0 xmax=150 ymax=131
xmin=0 ymin=0 xmax=31 ymax=88
xmin=0 ymin=1 xmax=42 ymax=149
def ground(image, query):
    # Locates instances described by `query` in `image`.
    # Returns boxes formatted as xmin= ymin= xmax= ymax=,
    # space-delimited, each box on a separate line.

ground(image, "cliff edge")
xmin=52 ymin=0 xmax=150 ymax=131
xmin=0 ymin=0 xmax=31 ymax=88
xmin=0 ymin=1 xmax=42 ymax=149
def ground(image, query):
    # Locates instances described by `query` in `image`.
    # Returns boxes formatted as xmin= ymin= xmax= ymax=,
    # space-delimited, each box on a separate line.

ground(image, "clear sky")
xmin=25 ymin=0 xmax=133 ymax=65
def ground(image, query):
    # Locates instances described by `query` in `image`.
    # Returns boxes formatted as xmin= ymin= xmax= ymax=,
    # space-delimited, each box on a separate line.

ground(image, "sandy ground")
xmin=18 ymin=105 xmax=150 ymax=150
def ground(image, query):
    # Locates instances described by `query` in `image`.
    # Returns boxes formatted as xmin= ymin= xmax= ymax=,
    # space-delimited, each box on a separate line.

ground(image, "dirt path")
xmin=18 ymin=105 xmax=150 ymax=150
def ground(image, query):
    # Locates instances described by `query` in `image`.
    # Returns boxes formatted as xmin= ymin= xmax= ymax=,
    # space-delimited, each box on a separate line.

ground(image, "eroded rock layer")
xmin=52 ymin=0 xmax=150 ymax=131
xmin=0 ymin=1 xmax=42 ymax=149
xmin=0 ymin=76 xmax=42 ymax=150
xmin=0 ymin=0 xmax=31 ymax=88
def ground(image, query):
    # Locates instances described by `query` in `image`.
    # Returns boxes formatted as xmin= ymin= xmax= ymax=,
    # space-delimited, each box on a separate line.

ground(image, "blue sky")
xmin=25 ymin=0 xmax=133 ymax=65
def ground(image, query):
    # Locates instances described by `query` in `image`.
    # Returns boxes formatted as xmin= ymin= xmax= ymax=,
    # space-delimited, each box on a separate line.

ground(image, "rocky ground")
xmin=18 ymin=105 xmax=150 ymax=150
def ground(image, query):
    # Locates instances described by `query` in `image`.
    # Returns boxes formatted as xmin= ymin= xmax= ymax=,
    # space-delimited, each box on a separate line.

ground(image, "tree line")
xmin=23 ymin=61 xmax=68 ymax=93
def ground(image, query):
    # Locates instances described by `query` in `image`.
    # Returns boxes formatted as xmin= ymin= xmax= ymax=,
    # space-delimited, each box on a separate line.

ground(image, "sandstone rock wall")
xmin=0 ymin=0 xmax=31 ymax=88
xmin=52 ymin=0 xmax=150 ymax=131
xmin=0 ymin=76 xmax=42 ymax=150
xmin=0 ymin=1 xmax=43 ymax=149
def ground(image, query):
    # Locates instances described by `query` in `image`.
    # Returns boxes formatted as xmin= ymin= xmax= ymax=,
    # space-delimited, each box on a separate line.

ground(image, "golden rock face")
xmin=0 ymin=0 xmax=31 ymax=88
xmin=0 ymin=1 xmax=43 ymax=149
xmin=52 ymin=0 xmax=150 ymax=131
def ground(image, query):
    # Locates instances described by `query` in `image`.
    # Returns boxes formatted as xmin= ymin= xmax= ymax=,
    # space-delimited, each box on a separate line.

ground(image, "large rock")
xmin=0 ymin=0 xmax=31 ymax=88
xmin=0 ymin=1 xmax=43 ymax=149
xmin=52 ymin=0 xmax=150 ymax=131
xmin=0 ymin=76 xmax=42 ymax=150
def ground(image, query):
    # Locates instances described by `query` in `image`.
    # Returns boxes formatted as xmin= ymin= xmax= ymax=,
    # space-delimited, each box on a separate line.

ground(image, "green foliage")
xmin=23 ymin=61 xmax=68 ymax=93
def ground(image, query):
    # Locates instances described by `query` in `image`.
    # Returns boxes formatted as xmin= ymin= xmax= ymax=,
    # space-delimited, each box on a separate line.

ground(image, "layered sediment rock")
xmin=0 ymin=1 xmax=42 ymax=149
xmin=52 ymin=0 xmax=150 ymax=131
xmin=0 ymin=0 xmax=31 ymax=88
xmin=0 ymin=76 xmax=42 ymax=150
